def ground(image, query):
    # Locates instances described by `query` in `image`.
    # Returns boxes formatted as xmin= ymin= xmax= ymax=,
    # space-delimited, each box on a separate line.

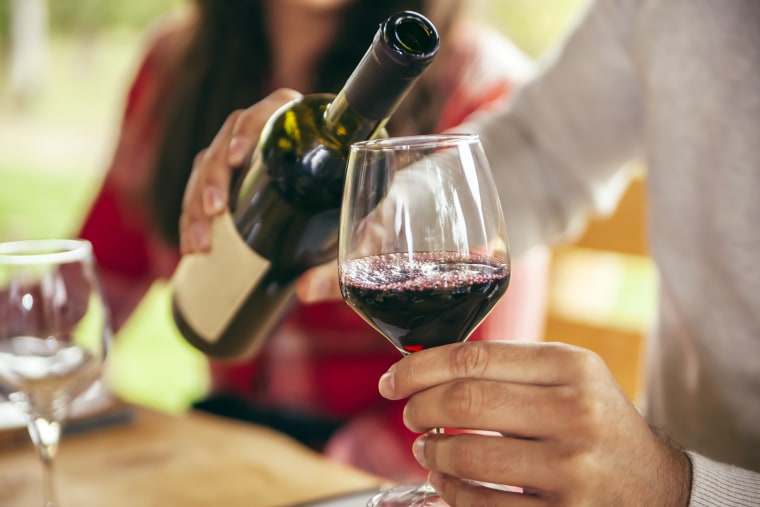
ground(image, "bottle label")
xmin=171 ymin=211 xmax=271 ymax=344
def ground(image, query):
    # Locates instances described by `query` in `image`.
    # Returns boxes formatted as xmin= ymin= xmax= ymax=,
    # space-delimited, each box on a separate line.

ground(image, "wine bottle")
xmin=171 ymin=11 xmax=439 ymax=358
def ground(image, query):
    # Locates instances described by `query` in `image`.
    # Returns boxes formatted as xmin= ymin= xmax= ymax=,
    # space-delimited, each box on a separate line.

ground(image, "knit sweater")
xmin=466 ymin=0 xmax=760 ymax=504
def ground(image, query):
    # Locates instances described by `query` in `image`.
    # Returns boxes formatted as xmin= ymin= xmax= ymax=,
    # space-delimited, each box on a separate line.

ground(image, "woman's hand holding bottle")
xmin=179 ymin=88 xmax=303 ymax=256
xmin=177 ymin=87 xmax=343 ymax=305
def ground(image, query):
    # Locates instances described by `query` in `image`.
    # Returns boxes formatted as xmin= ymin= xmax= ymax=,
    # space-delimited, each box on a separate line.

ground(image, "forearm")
xmin=687 ymin=452 xmax=760 ymax=507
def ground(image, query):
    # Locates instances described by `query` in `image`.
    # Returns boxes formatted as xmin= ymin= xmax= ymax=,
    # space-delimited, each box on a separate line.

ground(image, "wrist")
xmin=664 ymin=445 xmax=692 ymax=506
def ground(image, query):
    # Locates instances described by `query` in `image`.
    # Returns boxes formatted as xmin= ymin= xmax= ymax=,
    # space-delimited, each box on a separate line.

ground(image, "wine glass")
xmin=338 ymin=134 xmax=511 ymax=506
xmin=0 ymin=239 xmax=111 ymax=507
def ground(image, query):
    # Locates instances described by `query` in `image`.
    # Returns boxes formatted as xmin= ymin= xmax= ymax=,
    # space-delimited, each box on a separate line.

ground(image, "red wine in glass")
xmin=340 ymin=251 xmax=510 ymax=354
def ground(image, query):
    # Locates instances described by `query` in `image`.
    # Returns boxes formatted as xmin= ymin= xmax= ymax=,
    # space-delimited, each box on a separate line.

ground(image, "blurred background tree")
xmin=1 ymin=0 xmax=181 ymax=103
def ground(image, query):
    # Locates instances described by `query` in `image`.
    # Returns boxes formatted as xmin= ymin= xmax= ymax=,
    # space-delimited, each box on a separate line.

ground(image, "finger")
xmin=181 ymin=149 xmax=208 ymax=220
xmin=380 ymin=341 xmax=605 ymax=400
xmin=179 ymin=110 xmax=240 ymax=237
xmin=179 ymin=106 xmax=248 ymax=254
xmin=226 ymin=88 xmax=302 ymax=167
xmin=415 ymin=433 xmax=559 ymax=493
xmin=429 ymin=472 xmax=548 ymax=507
xmin=200 ymin=110 xmax=245 ymax=216
xmin=296 ymin=261 xmax=342 ymax=303
xmin=180 ymin=150 xmax=213 ymax=253
xmin=402 ymin=380 xmax=574 ymax=437
xmin=179 ymin=210 xmax=194 ymax=254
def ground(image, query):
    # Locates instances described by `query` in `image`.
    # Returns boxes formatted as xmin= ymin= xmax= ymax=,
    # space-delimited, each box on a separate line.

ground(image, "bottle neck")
xmin=322 ymin=90 xmax=388 ymax=146
xmin=322 ymin=10 xmax=439 ymax=145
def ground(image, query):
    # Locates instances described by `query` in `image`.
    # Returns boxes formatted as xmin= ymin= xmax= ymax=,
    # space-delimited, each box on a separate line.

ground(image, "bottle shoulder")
xmin=260 ymin=94 xmax=341 ymax=151
xmin=257 ymin=94 xmax=347 ymax=210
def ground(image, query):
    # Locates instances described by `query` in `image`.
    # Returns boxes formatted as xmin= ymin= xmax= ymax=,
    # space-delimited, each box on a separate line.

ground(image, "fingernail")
xmin=378 ymin=364 xmax=396 ymax=398
xmin=228 ymin=136 xmax=249 ymax=166
xmin=191 ymin=222 xmax=210 ymax=251
xmin=412 ymin=434 xmax=428 ymax=466
xmin=203 ymin=186 xmax=226 ymax=215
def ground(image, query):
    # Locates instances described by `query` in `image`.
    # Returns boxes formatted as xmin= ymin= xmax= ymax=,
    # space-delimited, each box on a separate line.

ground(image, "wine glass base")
xmin=367 ymin=481 xmax=449 ymax=507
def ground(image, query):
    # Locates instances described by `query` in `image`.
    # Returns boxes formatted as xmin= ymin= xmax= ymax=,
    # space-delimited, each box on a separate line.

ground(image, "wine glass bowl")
xmin=338 ymin=134 xmax=510 ymax=506
xmin=0 ymin=239 xmax=110 ymax=507
xmin=340 ymin=250 xmax=510 ymax=354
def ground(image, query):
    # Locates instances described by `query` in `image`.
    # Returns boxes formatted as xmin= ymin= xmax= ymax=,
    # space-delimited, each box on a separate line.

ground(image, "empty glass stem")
xmin=27 ymin=415 xmax=62 ymax=507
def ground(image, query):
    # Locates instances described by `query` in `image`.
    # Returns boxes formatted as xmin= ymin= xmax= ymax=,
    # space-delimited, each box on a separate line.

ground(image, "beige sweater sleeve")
xmin=688 ymin=453 xmax=760 ymax=507
xmin=463 ymin=0 xmax=760 ymax=504
xmin=462 ymin=0 xmax=644 ymax=256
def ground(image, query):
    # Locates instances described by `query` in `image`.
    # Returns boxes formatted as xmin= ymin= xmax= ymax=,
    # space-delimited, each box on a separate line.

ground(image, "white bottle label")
xmin=171 ymin=211 xmax=270 ymax=344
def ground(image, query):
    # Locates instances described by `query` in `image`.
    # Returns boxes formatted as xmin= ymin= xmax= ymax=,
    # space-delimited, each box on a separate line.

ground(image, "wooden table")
xmin=0 ymin=408 xmax=384 ymax=506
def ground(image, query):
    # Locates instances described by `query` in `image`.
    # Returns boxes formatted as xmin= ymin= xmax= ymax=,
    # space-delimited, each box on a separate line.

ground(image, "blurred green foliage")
xmin=0 ymin=164 xmax=96 ymax=241
xmin=0 ymin=0 xmax=183 ymax=38
xmin=48 ymin=0 xmax=184 ymax=35
xmin=486 ymin=0 xmax=587 ymax=58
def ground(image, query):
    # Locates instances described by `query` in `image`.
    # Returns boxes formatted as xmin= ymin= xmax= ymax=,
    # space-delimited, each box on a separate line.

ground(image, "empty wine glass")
xmin=338 ymin=134 xmax=510 ymax=506
xmin=0 ymin=239 xmax=111 ymax=507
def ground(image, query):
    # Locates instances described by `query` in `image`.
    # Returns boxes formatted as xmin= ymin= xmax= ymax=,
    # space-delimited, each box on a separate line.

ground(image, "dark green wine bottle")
xmin=172 ymin=11 xmax=439 ymax=358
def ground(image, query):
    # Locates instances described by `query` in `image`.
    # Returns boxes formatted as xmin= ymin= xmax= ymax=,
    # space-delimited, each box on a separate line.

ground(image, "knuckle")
xmin=548 ymin=342 xmax=607 ymax=386
xmin=219 ymin=109 xmax=245 ymax=136
xmin=403 ymin=354 xmax=428 ymax=387
xmin=559 ymin=383 xmax=599 ymax=424
xmin=448 ymin=342 xmax=490 ymax=379
xmin=226 ymin=108 xmax=245 ymax=124
xmin=233 ymin=107 xmax=258 ymax=129
xmin=271 ymin=87 xmax=301 ymax=102
xmin=193 ymin=148 xmax=207 ymax=167
xmin=570 ymin=346 xmax=605 ymax=380
xmin=444 ymin=380 xmax=484 ymax=422
xmin=556 ymin=386 xmax=606 ymax=453
xmin=446 ymin=437 xmax=482 ymax=477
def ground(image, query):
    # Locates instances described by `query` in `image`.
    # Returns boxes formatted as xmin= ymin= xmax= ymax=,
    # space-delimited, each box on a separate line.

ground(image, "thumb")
xmin=295 ymin=261 xmax=342 ymax=303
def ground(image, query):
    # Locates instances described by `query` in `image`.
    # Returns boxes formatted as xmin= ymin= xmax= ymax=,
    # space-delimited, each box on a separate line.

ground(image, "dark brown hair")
xmin=150 ymin=0 xmax=463 ymax=245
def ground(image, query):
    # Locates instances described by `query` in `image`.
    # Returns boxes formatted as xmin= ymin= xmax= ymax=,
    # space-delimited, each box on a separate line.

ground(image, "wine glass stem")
xmin=366 ymin=428 xmax=448 ymax=507
xmin=40 ymin=449 xmax=58 ymax=507
xmin=419 ymin=427 xmax=444 ymax=494
xmin=27 ymin=416 xmax=62 ymax=507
